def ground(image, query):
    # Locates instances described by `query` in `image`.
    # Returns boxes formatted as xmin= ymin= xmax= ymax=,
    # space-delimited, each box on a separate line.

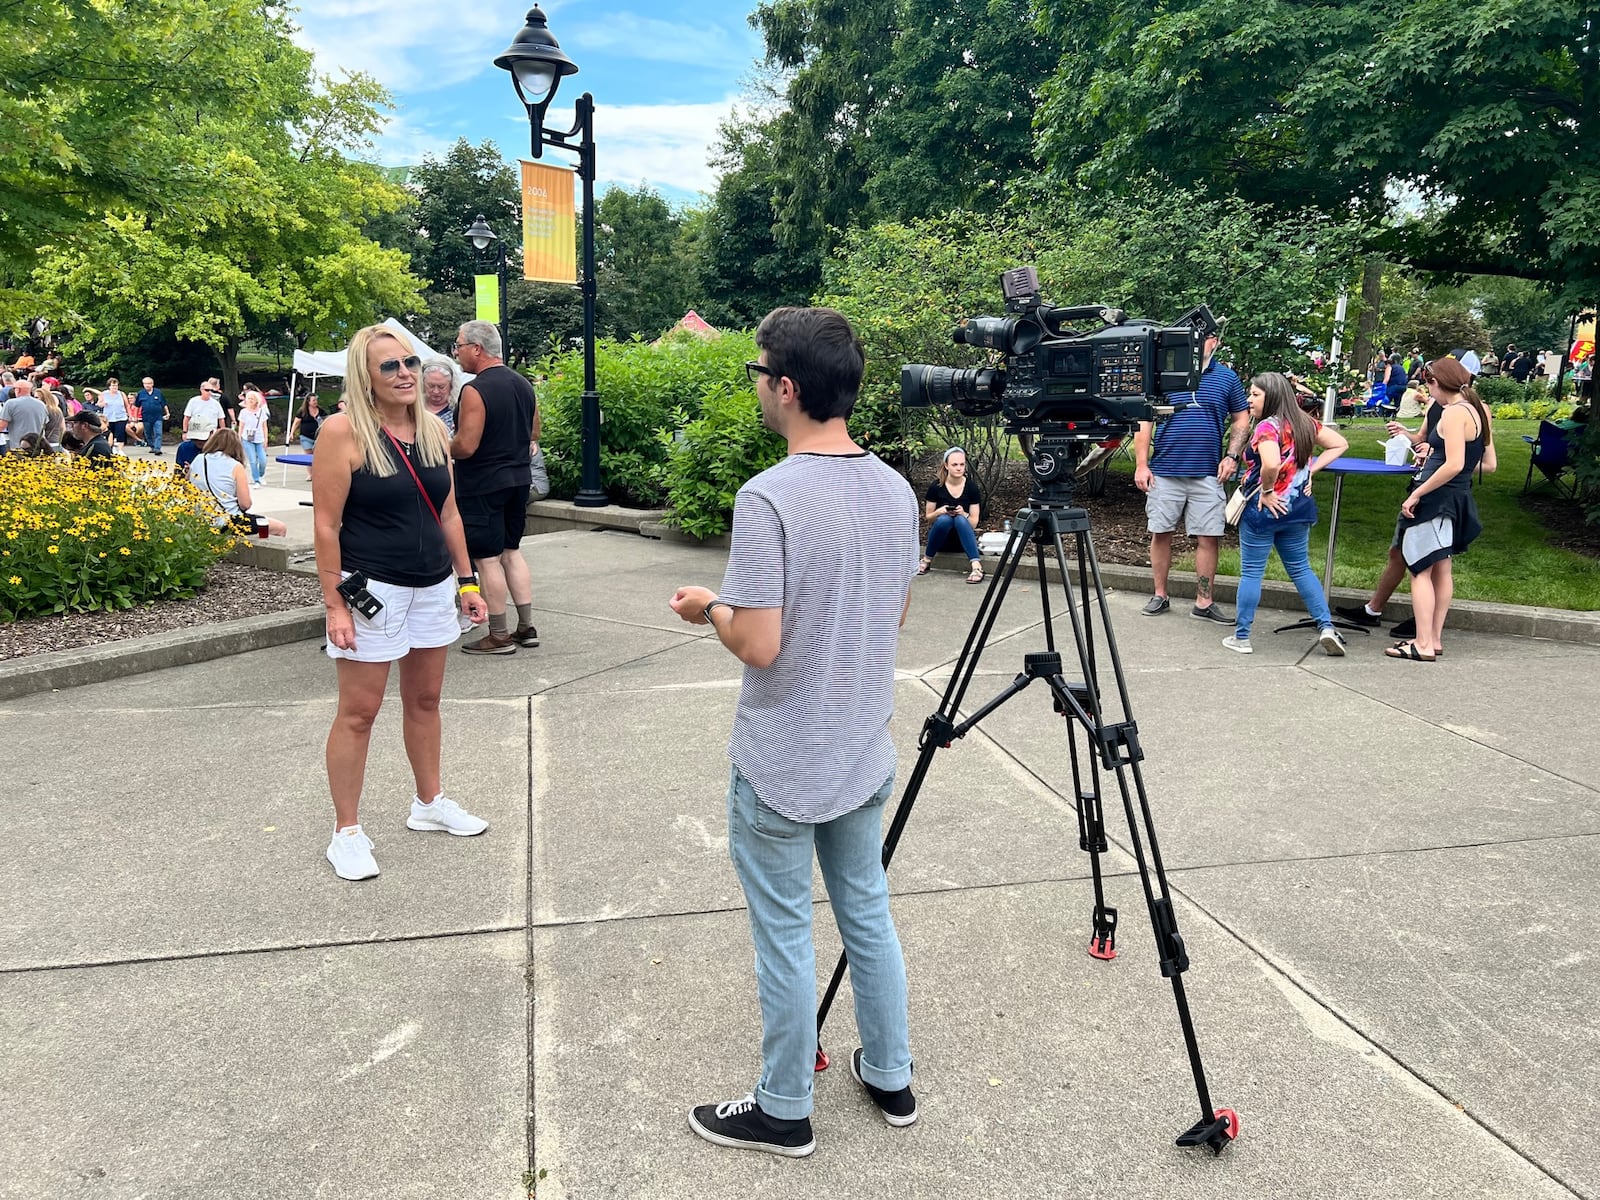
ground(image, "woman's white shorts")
xmin=325 ymin=574 xmax=461 ymax=663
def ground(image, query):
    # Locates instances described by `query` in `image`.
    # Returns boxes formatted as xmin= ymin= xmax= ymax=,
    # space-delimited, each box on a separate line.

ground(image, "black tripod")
xmin=814 ymin=438 xmax=1239 ymax=1154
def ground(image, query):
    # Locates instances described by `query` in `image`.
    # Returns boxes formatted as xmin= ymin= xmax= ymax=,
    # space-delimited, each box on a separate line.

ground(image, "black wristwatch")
xmin=703 ymin=598 xmax=732 ymax=623
xmin=457 ymin=573 xmax=478 ymax=587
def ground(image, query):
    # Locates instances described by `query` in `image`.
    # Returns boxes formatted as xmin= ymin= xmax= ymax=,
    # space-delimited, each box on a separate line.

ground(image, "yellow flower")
xmin=119 ymin=547 xmax=131 ymax=555
xmin=7 ymin=576 xmax=19 ymax=585
xmin=47 ymin=545 xmax=58 ymax=554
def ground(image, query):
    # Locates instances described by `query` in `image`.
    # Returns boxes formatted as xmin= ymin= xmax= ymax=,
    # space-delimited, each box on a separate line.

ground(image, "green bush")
xmin=1474 ymin=376 xmax=1528 ymax=406
xmin=658 ymin=382 xmax=788 ymax=538
xmin=1527 ymin=400 xmax=1559 ymax=421
xmin=1493 ymin=402 xmax=1527 ymax=420
xmin=537 ymin=332 xmax=757 ymax=506
xmin=0 ymin=455 xmax=233 ymax=620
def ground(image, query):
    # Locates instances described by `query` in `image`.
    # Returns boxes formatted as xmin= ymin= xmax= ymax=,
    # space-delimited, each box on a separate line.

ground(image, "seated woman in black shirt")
xmin=919 ymin=446 xmax=984 ymax=583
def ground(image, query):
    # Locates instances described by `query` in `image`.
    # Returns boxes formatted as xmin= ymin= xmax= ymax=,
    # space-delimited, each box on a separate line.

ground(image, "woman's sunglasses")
xmin=377 ymin=355 xmax=422 ymax=378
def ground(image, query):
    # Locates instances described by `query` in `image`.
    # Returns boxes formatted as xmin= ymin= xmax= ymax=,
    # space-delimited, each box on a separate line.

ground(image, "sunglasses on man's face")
xmin=377 ymin=355 xmax=422 ymax=378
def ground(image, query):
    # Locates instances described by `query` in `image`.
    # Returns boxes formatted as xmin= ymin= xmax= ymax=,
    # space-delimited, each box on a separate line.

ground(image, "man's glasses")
xmin=377 ymin=355 xmax=422 ymax=378
xmin=451 ymin=341 xmax=469 ymax=356
xmin=744 ymin=361 xmax=777 ymax=383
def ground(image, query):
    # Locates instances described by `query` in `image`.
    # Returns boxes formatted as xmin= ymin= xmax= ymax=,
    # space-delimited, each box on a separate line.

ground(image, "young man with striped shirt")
xmin=671 ymin=307 xmax=921 ymax=1158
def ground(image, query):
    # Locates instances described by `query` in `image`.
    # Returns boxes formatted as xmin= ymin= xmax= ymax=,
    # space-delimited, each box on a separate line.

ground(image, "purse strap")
xmin=383 ymin=429 xmax=443 ymax=529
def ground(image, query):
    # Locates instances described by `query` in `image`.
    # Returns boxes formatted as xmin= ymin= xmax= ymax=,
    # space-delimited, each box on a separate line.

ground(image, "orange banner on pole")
xmin=521 ymin=161 xmax=577 ymax=284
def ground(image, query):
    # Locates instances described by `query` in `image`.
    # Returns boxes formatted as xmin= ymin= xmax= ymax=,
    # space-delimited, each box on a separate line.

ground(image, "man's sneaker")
xmin=461 ymin=632 xmax=517 ymax=655
xmin=850 ymin=1048 xmax=918 ymax=1127
xmin=688 ymin=1093 xmax=815 ymax=1158
xmin=1191 ymin=603 xmax=1232 ymax=624
xmin=1390 ymin=616 xmax=1417 ymax=638
xmin=326 ymin=825 xmax=379 ymax=880
xmin=1221 ymin=636 xmax=1252 ymax=654
xmin=406 ymin=794 xmax=489 ymax=836
xmin=512 ymin=624 xmax=540 ymax=648
xmin=1141 ymin=595 xmax=1170 ymax=616
xmin=1318 ymin=627 xmax=1347 ymax=656
xmin=1334 ymin=603 xmax=1382 ymax=627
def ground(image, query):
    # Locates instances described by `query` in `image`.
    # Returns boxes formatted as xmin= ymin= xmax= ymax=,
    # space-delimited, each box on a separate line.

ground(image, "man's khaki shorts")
xmin=1145 ymin=474 xmax=1226 ymax=537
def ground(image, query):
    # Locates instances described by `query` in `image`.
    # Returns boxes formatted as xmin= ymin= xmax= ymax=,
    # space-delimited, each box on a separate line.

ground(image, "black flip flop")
xmin=1384 ymin=640 xmax=1435 ymax=662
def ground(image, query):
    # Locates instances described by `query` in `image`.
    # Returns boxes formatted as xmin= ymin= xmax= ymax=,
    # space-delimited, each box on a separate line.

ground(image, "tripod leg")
xmin=1061 ymin=709 xmax=1117 ymax=960
xmin=1056 ymin=515 xmax=1238 ymax=1151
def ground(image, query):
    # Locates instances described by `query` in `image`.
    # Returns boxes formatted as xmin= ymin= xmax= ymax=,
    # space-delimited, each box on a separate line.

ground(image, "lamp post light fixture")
xmin=463 ymin=213 xmax=510 ymax=366
xmin=494 ymin=5 xmax=605 ymax=508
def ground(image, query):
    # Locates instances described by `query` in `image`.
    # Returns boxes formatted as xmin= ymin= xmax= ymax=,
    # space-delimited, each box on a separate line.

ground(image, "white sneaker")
xmin=406 ymin=794 xmax=489 ymax=836
xmin=1319 ymin=627 xmax=1347 ymax=656
xmin=327 ymin=825 xmax=379 ymax=880
xmin=1222 ymin=636 xmax=1253 ymax=654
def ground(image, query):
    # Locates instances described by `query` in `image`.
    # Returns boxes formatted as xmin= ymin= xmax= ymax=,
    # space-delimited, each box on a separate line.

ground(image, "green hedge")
xmin=537 ymin=331 xmax=758 ymax=506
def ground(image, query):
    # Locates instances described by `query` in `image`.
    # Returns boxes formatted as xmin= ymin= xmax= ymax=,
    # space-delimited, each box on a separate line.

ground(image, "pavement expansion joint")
xmin=0 ymin=923 xmax=527 ymax=976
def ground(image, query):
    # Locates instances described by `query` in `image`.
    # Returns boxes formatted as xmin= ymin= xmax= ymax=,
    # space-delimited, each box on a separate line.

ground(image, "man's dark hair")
xmin=754 ymin=307 xmax=866 ymax=423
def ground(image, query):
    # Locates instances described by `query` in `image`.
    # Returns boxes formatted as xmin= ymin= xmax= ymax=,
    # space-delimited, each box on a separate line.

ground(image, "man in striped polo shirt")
xmin=1132 ymin=325 xmax=1251 ymax=620
xmin=671 ymin=306 xmax=921 ymax=1158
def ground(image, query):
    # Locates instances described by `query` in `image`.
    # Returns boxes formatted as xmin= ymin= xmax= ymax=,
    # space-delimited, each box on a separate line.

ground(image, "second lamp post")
xmin=464 ymin=214 xmax=509 ymax=366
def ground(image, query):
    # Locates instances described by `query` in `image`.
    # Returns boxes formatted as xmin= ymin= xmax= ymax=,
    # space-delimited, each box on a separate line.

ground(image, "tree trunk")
xmin=216 ymin=336 xmax=241 ymax=407
xmin=1351 ymin=256 xmax=1384 ymax=374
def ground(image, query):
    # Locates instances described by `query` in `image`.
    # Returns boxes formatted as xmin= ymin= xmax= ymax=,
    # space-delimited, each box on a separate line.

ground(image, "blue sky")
xmin=290 ymin=0 xmax=770 ymax=206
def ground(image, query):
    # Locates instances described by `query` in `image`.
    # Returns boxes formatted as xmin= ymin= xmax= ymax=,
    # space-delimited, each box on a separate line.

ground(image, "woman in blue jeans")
xmin=1225 ymin=372 xmax=1349 ymax=656
xmin=918 ymin=446 xmax=984 ymax=583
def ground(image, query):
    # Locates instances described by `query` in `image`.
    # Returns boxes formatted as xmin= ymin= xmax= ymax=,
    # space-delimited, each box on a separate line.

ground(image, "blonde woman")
xmin=237 ymin=386 xmax=270 ymax=485
xmin=311 ymin=325 xmax=490 ymax=881
xmin=918 ymin=446 xmax=984 ymax=582
xmin=38 ymin=386 xmax=64 ymax=448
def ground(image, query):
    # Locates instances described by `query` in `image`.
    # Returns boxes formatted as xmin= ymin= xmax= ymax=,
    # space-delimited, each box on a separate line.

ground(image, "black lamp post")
xmin=464 ymin=213 xmax=509 ymax=365
xmin=494 ymin=6 xmax=605 ymax=508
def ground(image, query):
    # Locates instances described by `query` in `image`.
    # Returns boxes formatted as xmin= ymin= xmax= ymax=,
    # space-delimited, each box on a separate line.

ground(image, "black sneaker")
xmin=512 ymin=624 xmax=540 ymax=648
xmin=1334 ymin=604 xmax=1382 ymax=627
xmin=850 ymin=1048 xmax=918 ymax=1127
xmin=1190 ymin=603 xmax=1232 ymax=624
xmin=1390 ymin=617 xmax=1417 ymax=638
xmin=688 ymin=1094 xmax=815 ymax=1157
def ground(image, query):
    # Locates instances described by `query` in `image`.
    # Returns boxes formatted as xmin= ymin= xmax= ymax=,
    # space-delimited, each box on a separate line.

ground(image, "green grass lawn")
xmin=1183 ymin=418 xmax=1600 ymax=610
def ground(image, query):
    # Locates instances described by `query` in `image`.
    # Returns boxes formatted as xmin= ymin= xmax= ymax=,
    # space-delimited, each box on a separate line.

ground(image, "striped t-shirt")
xmin=718 ymin=452 xmax=920 ymax=823
xmin=1149 ymin=357 xmax=1248 ymax=477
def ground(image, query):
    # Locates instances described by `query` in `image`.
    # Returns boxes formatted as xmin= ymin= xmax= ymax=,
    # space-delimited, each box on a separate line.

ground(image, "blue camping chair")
xmin=1344 ymin=382 xmax=1398 ymax=420
xmin=1522 ymin=420 xmax=1577 ymax=497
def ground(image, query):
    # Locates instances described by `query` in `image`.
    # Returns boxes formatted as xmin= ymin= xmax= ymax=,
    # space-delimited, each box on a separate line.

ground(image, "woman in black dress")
xmin=1388 ymin=357 xmax=1496 ymax=661
xmin=918 ymin=446 xmax=984 ymax=583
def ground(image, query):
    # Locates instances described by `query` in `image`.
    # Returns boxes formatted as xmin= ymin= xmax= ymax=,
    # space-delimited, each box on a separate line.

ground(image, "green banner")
xmin=474 ymin=274 xmax=500 ymax=323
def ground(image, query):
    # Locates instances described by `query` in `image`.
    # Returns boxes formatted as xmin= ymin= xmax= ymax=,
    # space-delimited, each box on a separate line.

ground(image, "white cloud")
xmin=520 ymin=97 xmax=742 ymax=197
xmin=290 ymin=0 xmax=539 ymax=94
xmin=566 ymin=16 xmax=761 ymax=70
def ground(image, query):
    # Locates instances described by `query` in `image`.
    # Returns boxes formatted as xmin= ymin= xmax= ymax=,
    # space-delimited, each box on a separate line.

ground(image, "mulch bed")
xmin=1517 ymin=492 xmax=1600 ymax=557
xmin=0 ymin=563 xmax=323 ymax=663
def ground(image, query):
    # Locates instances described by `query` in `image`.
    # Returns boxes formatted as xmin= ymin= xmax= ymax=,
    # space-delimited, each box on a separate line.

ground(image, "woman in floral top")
xmin=1224 ymin=372 xmax=1348 ymax=656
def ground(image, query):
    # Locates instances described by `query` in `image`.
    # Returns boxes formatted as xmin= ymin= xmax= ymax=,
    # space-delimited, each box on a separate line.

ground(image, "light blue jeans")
xmin=1235 ymin=517 xmax=1333 ymax=640
xmin=925 ymin=512 xmax=980 ymax=561
xmin=243 ymin=440 xmax=267 ymax=482
xmin=726 ymin=765 xmax=911 ymax=1120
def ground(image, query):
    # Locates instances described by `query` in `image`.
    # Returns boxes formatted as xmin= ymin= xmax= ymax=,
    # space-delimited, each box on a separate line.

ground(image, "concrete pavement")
xmin=3 ymin=528 xmax=1598 ymax=1199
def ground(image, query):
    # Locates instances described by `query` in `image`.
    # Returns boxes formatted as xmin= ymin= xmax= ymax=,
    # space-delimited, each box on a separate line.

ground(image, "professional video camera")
xmin=900 ymin=266 xmax=1220 ymax=438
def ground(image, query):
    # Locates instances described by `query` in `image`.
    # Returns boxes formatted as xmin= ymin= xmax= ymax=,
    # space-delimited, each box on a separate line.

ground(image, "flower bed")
xmin=0 ymin=455 xmax=234 ymax=619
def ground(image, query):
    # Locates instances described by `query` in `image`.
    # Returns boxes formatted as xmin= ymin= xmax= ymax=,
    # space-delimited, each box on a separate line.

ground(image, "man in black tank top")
xmin=451 ymin=320 xmax=541 ymax=654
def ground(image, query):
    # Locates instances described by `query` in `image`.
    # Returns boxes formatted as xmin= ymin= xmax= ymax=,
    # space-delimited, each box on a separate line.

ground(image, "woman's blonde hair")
xmin=343 ymin=325 xmax=450 ymax=476
xmin=39 ymin=387 xmax=60 ymax=414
